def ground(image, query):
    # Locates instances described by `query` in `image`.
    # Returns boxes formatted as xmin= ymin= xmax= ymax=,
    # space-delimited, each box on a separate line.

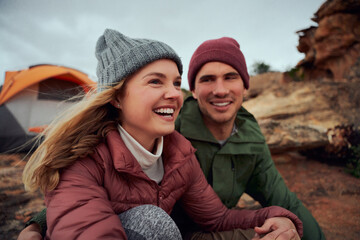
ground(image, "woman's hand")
xmin=17 ymin=223 xmax=42 ymax=240
xmin=252 ymin=217 xmax=301 ymax=240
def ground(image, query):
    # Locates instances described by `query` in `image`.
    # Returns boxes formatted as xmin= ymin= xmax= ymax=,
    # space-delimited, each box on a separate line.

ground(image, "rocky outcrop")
xmin=262 ymin=0 xmax=360 ymax=153
xmin=244 ymin=73 xmax=360 ymax=153
xmin=287 ymin=0 xmax=360 ymax=81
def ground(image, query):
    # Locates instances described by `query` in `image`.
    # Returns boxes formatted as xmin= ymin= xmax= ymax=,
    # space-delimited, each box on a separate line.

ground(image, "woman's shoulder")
xmin=55 ymin=153 xmax=105 ymax=189
xmin=94 ymin=130 xmax=122 ymax=161
xmin=72 ymin=131 xmax=119 ymax=173
xmin=163 ymin=131 xmax=196 ymax=158
xmin=61 ymin=130 xmax=124 ymax=186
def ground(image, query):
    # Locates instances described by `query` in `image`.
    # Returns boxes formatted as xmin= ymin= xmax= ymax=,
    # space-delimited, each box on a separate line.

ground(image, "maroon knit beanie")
xmin=187 ymin=37 xmax=249 ymax=91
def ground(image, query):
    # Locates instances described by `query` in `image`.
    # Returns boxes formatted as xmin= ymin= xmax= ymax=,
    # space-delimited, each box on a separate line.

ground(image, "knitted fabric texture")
xmin=187 ymin=37 xmax=249 ymax=90
xmin=95 ymin=29 xmax=183 ymax=92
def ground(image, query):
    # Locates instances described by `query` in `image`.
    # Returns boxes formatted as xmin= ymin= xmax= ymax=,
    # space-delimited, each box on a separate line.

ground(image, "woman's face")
xmin=116 ymin=59 xmax=183 ymax=151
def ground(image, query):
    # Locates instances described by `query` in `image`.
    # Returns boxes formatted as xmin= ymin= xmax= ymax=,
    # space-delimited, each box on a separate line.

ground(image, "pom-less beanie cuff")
xmin=187 ymin=37 xmax=249 ymax=91
xmin=95 ymin=29 xmax=183 ymax=92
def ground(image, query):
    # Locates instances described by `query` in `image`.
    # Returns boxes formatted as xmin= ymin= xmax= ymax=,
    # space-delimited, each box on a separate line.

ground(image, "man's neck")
xmin=203 ymin=118 xmax=236 ymax=141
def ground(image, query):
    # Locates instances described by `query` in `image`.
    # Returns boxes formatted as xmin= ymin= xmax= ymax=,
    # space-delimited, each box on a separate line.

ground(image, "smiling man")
xmin=174 ymin=37 xmax=325 ymax=240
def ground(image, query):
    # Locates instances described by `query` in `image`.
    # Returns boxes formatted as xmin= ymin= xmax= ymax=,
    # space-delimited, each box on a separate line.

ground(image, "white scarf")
xmin=118 ymin=125 xmax=164 ymax=184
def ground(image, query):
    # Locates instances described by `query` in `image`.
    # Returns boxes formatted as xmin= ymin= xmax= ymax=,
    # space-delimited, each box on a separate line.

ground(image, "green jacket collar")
xmin=176 ymin=96 xmax=266 ymax=154
xmin=176 ymin=96 xmax=218 ymax=144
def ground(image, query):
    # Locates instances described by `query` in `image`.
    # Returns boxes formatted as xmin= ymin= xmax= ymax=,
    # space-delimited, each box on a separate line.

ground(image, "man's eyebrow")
xmin=199 ymin=74 xmax=216 ymax=81
xmin=199 ymin=72 xmax=240 ymax=81
xmin=224 ymin=72 xmax=240 ymax=77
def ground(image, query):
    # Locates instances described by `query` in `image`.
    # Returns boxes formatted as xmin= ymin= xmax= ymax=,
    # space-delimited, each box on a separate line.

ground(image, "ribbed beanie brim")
xmin=95 ymin=29 xmax=183 ymax=92
xmin=187 ymin=37 xmax=249 ymax=91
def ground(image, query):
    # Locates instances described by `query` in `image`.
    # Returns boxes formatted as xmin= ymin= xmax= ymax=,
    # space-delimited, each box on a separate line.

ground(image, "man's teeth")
xmin=154 ymin=108 xmax=174 ymax=114
xmin=213 ymin=102 xmax=230 ymax=106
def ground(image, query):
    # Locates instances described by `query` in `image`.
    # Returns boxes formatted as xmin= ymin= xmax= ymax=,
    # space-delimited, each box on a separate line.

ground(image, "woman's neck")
xmin=141 ymin=139 xmax=156 ymax=153
xmin=119 ymin=127 xmax=156 ymax=153
xmin=118 ymin=125 xmax=163 ymax=166
xmin=118 ymin=125 xmax=164 ymax=182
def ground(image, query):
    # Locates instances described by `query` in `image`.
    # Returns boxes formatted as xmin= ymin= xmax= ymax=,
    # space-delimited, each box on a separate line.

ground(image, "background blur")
xmin=0 ymin=0 xmax=324 ymax=88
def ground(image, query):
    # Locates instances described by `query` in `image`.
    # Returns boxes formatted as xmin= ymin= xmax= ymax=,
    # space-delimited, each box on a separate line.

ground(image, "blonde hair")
xmin=23 ymin=81 xmax=126 ymax=193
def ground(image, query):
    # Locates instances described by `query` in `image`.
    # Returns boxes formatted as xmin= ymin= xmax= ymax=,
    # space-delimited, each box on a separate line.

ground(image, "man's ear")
xmin=191 ymin=90 xmax=198 ymax=99
xmin=242 ymin=88 xmax=248 ymax=101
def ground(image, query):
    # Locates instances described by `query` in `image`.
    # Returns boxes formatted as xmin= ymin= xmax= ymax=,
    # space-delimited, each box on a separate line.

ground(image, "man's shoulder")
xmin=235 ymin=106 xmax=265 ymax=142
xmin=237 ymin=106 xmax=257 ymax=123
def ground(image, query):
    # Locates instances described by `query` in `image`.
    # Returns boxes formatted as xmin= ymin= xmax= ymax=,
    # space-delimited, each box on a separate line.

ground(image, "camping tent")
xmin=0 ymin=64 xmax=96 ymax=153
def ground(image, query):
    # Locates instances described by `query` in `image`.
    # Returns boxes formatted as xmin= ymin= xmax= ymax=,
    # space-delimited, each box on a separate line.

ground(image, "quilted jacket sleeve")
xmin=180 ymin=155 xmax=303 ymax=237
xmin=44 ymin=157 xmax=126 ymax=240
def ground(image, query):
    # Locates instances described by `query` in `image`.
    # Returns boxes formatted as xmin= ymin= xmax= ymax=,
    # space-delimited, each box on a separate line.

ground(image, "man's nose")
xmin=212 ymin=79 xmax=229 ymax=96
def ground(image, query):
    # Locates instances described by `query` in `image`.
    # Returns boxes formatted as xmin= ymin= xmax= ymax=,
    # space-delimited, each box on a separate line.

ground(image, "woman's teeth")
xmin=154 ymin=108 xmax=174 ymax=115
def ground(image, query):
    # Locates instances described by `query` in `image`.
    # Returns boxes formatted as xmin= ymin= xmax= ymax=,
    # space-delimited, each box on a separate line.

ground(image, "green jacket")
xmin=175 ymin=96 xmax=325 ymax=240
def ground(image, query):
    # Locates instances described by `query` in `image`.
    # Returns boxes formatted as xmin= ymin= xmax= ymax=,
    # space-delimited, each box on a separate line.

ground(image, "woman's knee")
xmin=119 ymin=205 xmax=182 ymax=240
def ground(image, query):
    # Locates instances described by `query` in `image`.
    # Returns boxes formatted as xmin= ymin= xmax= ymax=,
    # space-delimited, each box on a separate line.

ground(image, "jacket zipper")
xmin=230 ymin=160 xmax=236 ymax=202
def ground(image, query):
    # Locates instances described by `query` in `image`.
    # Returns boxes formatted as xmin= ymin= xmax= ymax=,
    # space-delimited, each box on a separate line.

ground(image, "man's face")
xmin=192 ymin=61 xmax=246 ymax=127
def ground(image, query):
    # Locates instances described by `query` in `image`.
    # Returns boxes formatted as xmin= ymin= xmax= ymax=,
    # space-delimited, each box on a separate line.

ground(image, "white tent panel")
xmin=29 ymin=98 xmax=74 ymax=131
xmin=5 ymin=84 xmax=38 ymax=134
xmin=5 ymin=83 xmax=77 ymax=135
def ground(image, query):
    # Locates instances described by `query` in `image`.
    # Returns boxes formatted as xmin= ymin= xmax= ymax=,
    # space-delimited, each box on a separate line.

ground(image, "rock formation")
xmin=246 ymin=0 xmax=360 ymax=154
xmin=291 ymin=0 xmax=360 ymax=81
xmin=244 ymin=75 xmax=360 ymax=153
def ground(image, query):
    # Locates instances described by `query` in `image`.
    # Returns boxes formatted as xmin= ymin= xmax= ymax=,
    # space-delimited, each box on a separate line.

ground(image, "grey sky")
xmin=0 ymin=0 xmax=324 ymax=89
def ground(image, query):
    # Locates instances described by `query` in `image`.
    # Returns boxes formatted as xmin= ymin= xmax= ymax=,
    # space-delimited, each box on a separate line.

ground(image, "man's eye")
xmin=200 ymin=78 xmax=212 ymax=83
xmin=225 ymin=74 xmax=239 ymax=80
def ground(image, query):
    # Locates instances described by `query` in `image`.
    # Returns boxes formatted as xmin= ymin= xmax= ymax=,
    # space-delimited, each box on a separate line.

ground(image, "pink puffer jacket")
xmin=45 ymin=130 xmax=303 ymax=239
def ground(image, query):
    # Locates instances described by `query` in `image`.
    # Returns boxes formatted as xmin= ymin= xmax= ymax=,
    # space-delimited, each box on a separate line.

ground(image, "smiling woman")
xmin=20 ymin=29 xmax=303 ymax=240
xmin=115 ymin=59 xmax=183 ymax=151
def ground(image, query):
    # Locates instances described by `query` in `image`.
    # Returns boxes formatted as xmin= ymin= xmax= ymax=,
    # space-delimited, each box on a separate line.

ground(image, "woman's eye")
xmin=149 ymin=79 xmax=161 ymax=85
xmin=174 ymin=80 xmax=182 ymax=87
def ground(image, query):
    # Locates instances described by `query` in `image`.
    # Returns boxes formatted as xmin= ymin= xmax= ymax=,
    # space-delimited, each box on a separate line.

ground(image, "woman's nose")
xmin=164 ymin=85 xmax=182 ymax=99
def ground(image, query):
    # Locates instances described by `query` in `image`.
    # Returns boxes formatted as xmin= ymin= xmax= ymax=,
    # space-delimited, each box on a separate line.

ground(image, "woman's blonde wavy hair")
xmin=23 ymin=81 xmax=127 ymax=193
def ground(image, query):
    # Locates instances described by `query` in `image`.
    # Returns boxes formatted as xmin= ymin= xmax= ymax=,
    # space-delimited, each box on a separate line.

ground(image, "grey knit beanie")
xmin=95 ymin=29 xmax=183 ymax=91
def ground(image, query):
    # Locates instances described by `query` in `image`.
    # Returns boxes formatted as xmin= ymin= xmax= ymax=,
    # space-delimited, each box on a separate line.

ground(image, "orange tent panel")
xmin=28 ymin=125 xmax=48 ymax=133
xmin=0 ymin=65 xmax=96 ymax=105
